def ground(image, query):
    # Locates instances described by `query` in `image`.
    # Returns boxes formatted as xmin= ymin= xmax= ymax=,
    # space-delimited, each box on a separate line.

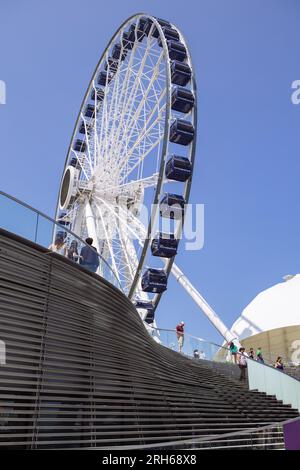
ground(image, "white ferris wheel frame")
xmin=54 ymin=13 xmax=238 ymax=345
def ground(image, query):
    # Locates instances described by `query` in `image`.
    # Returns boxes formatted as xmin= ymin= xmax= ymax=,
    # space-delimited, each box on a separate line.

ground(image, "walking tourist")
xmin=256 ymin=347 xmax=264 ymax=363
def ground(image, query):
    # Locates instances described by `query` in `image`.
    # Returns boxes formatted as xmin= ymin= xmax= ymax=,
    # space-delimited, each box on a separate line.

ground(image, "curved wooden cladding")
xmin=0 ymin=228 xmax=298 ymax=449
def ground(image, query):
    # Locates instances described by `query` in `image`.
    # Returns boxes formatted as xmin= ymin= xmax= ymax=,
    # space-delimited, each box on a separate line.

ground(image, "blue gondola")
xmin=122 ymin=31 xmax=134 ymax=50
xmin=84 ymin=105 xmax=95 ymax=118
xmin=158 ymin=27 xmax=180 ymax=47
xmin=111 ymin=43 xmax=127 ymax=61
xmin=105 ymin=58 xmax=119 ymax=73
xmin=58 ymin=212 xmax=70 ymax=226
xmin=69 ymin=157 xmax=79 ymax=167
xmin=160 ymin=193 xmax=185 ymax=220
xmin=137 ymin=18 xmax=147 ymax=41
xmin=151 ymin=233 xmax=178 ymax=258
xmin=165 ymin=155 xmax=192 ymax=182
xmin=134 ymin=300 xmax=155 ymax=323
xmin=90 ymin=87 xmax=105 ymax=102
xmin=171 ymin=60 xmax=192 ymax=86
xmin=98 ymin=71 xmax=114 ymax=86
xmin=171 ymin=87 xmax=194 ymax=113
xmin=79 ymin=121 xmax=92 ymax=135
xmin=142 ymin=17 xmax=153 ymax=36
xmin=124 ymin=23 xmax=138 ymax=43
xmin=134 ymin=300 xmax=154 ymax=311
xmin=144 ymin=311 xmax=155 ymax=324
xmin=167 ymin=40 xmax=187 ymax=62
xmin=73 ymin=139 xmax=86 ymax=153
xmin=152 ymin=18 xmax=172 ymax=38
xmin=169 ymin=119 xmax=194 ymax=146
xmin=58 ymin=218 xmax=70 ymax=227
xmin=141 ymin=268 xmax=167 ymax=293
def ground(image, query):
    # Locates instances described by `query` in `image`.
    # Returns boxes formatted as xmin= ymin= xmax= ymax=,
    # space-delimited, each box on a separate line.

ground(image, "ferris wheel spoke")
xmin=116 ymin=86 xmax=166 ymax=172
xmin=94 ymin=172 xmax=159 ymax=198
xmin=96 ymin=202 xmax=122 ymax=284
xmin=97 ymin=34 xmax=142 ymax=169
xmin=119 ymin=111 xmax=165 ymax=183
xmin=108 ymin=39 xmax=164 ymax=168
xmin=113 ymin=50 xmax=165 ymax=167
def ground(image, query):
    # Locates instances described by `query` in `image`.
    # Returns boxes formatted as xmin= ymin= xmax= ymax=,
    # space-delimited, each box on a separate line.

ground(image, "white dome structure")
xmin=231 ymin=274 xmax=300 ymax=339
xmin=230 ymin=275 xmax=300 ymax=365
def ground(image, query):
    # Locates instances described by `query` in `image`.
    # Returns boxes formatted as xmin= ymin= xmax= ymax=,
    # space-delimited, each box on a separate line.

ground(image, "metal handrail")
xmin=149 ymin=326 xmax=300 ymax=381
xmin=0 ymin=190 xmax=122 ymax=289
xmin=96 ymin=415 xmax=299 ymax=450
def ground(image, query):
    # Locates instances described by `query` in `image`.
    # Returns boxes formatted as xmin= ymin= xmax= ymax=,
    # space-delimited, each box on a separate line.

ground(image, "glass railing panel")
xmin=35 ymin=214 xmax=53 ymax=248
xmin=247 ymin=358 xmax=300 ymax=412
xmin=0 ymin=193 xmax=38 ymax=242
xmin=0 ymin=191 xmax=122 ymax=292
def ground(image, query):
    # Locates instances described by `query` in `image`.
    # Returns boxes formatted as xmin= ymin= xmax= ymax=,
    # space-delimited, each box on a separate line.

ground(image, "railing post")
xmin=34 ymin=213 xmax=39 ymax=243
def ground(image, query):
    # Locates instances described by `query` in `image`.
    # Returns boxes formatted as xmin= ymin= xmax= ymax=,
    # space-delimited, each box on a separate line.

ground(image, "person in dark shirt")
xmin=248 ymin=348 xmax=255 ymax=360
xmin=79 ymin=237 xmax=99 ymax=273
xmin=274 ymin=356 xmax=284 ymax=371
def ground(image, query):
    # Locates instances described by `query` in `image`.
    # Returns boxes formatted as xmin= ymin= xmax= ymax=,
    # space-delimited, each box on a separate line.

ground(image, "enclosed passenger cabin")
xmin=57 ymin=212 xmax=70 ymax=227
xmin=165 ymin=155 xmax=192 ymax=182
xmin=91 ymin=87 xmax=105 ymax=102
xmin=151 ymin=233 xmax=178 ymax=258
xmin=97 ymin=71 xmax=114 ymax=86
xmin=171 ymin=60 xmax=192 ymax=86
xmin=79 ymin=122 xmax=92 ymax=135
xmin=141 ymin=268 xmax=168 ymax=293
xmin=160 ymin=193 xmax=185 ymax=220
xmin=105 ymin=58 xmax=119 ymax=74
xmin=111 ymin=43 xmax=127 ymax=61
xmin=171 ymin=87 xmax=195 ymax=113
xmin=169 ymin=119 xmax=194 ymax=146
xmin=69 ymin=157 xmax=79 ymax=167
xmin=84 ymin=105 xmax=96 ymax=118
xmin=73 ymin=139 xmax=86 ymax=153
xmin=136 ymin=18 xmax=147 ymax=41
xmin=157 ymin=27 xmax=179 ymax=47
xmin=134 ymin=300 xmax=155 ymax=323
xmin=167 ymin=41 xmax=187 ymax=62
xmin=144 ymin=311 xmax=155 ymax=324
xmin=134 ymin=300 xmax=154 ymax=311
xmin=151 ymin=18 xmax=172 ymax=38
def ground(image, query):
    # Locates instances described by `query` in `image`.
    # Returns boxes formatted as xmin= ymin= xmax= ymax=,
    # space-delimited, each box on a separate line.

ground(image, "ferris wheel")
xmin=55 ymin=13 xmax=236 ymax=344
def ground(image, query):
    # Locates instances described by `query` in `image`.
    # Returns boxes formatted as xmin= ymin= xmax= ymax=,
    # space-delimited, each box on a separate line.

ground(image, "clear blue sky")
xmin=0 ymin=0 xmax=300 ymax=343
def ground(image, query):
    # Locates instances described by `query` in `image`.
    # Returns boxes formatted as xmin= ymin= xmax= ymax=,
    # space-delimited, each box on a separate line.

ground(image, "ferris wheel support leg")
xmin=171 ymin=263 xmax=239 ymax=346
xmin=85 ymin=201 xmax=101 ymax=255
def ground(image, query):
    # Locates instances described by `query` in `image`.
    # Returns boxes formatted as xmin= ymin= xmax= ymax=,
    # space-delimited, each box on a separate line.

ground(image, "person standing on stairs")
xmin=229 ymin=341 xmax=238 ymax=364
xmin=176 ymin=321 xmax=185 ymax=353
xmin=238 ymin=347 xmax=248 ymax=381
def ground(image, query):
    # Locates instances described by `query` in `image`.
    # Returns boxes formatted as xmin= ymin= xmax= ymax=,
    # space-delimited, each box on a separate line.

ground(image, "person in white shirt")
xmin=199 ymin=350 xmax=206 ymax=360
xmin=48 ymin=234 xmax=67 ymax=257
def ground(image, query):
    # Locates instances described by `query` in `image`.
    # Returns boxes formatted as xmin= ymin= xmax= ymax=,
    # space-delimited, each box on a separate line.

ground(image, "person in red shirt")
xmin=176 ymin=321 xmax=185 ymax=353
